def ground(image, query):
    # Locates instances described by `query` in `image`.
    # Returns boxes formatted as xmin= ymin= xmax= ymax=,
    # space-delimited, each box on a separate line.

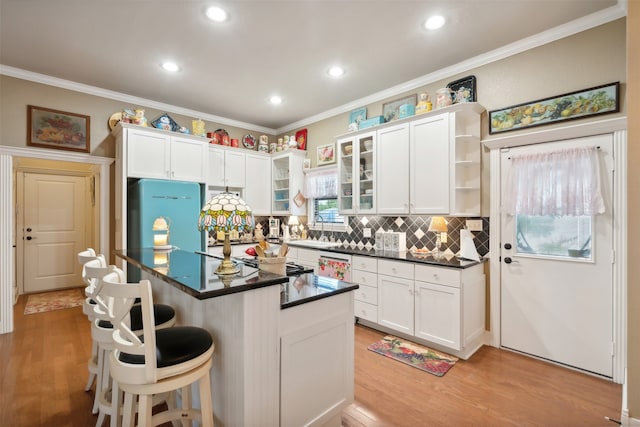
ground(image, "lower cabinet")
xmin=288 ymin=247 xmax=319 ymax=274
xmin=352 ymin=256 xmax=378 ymax=323
xmin=372 ymin=259 xmax=486 ymax=359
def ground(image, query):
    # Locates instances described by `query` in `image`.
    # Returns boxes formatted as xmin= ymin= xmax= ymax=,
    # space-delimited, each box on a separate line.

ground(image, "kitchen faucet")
xmin=315 ymin=214 xmax=328 ymax=242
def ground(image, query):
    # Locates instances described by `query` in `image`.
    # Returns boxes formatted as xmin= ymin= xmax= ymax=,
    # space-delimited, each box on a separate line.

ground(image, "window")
xmin=309 ymin=197 xmax=348 ymax=232
xmin=516 ymin=214 xmax=592 ymax=260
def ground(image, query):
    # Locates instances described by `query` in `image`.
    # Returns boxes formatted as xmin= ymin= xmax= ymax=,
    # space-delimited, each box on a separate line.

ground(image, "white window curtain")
xmin=504 ymin=146 xmax=605 ymax=216
xmin=304 ymin=166 xmax=337 ymax=199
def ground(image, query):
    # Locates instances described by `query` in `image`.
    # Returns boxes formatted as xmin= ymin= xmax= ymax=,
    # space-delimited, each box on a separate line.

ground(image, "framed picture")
xmin=27 ymin=105 xmax=90 ymax=153
xmin=382 ymin=94 xmax=417 ymax=122
xmin=317 ymin=143 xmax=335 ymax=165
xmin=349 ymin=107 xmax=367 ymax=125
xmin=447 ymin=75 xmax=477 ymax=103
xmin=489 ymin=82 xmax=620 ymax=134
xmin=303 ymin=158 xmax=311 ymax=171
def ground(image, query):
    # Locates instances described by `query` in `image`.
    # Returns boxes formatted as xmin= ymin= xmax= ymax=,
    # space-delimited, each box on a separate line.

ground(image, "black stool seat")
xmin=119 ymin=326 xmax=213 ymax=368
xmin=97 ymin=304 xmax=175 ymax=330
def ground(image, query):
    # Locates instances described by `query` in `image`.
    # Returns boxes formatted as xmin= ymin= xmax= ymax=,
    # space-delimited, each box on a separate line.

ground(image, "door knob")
xmin=504 ymin=257 xmax=519 ymax=264
xmin=26 ymin=227 xmax=32 ymax=232
xmin=504 ymin=243 xmax=512 ymax=250
xmin=26 ymin=236 xmax=33 ymax=240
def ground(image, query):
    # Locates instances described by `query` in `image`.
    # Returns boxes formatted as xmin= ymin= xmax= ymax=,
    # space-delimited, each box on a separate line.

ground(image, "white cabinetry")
xmin=244 ymin=152 xmax=271 ymax=216
xmin=272 ymin=150 xmax=306 ymax=216
xmin=123 ymin=125 xmax=208 ymax=183
xmin=288 ymin=247 xmax=319 ymax=274
xmin=352 ymin=256 xmax=378 ymax=323
xmin=414 ymin=263 xmax=485 ymax=354
xmin=409 ymin=113 xmax=451 ymax=214
xmin=377 ymin=260 xmax=415 ymax=335
xmin=377 ymin=123 xmax=410 ymax=215
xmin=207 ymin=145 xmax=245 ymax=188
xmin=373 ymin=258 xmax=485 ymax=359
xmin=337 ymin=132 xmax=376 ymax=214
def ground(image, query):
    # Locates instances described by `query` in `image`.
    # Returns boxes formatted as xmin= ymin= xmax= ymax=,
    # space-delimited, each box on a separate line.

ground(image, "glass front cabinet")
xmin=337 ymin=131 xmax=376 ymax=215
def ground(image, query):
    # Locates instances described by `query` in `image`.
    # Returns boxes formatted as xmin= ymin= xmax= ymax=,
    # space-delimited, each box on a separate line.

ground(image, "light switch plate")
xmin=440 ymin=232 xmax=447 ymax=243
xmin=363 ymin=228 xmax=371 ymax=238
xmin=466 ymin=219 xmax=483 ymax=232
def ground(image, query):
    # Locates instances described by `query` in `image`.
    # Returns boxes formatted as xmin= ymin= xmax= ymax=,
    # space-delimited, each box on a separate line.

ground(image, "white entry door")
xmin=500 ymin=134 xmax=614 ymax=377
xmin=23 ymin=172 xmax=88 ymax=293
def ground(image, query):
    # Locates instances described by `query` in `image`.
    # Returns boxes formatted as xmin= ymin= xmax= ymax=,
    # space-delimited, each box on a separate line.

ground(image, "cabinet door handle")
xmin=392 ymin=268 xmax=397 ymax=273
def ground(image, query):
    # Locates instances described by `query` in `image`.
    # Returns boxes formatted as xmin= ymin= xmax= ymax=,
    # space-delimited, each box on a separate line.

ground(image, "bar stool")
xmin=77 ymin=248 xmax=102 ymax=412
xmin=101 ymin=272 xmax=215 ymax=427
xmin=85 ymin=262 xmax=177 ymax=427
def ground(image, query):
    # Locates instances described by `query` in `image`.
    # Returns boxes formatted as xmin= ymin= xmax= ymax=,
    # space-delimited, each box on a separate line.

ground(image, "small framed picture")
xmin=303 ymin=158 xmax=311 ymax=171
xmin=447 ymin=75 xmax=477 ymax=103
xmin=382 ymin=94 xmax=417 ymax=122
xmin=317 ymin=143 xmax=335 ymax=165
xmin=27 ymin=105 xmax=90 ymax=153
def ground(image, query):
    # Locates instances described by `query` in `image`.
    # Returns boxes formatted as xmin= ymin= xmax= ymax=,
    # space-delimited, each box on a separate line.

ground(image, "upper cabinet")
xmin=272 ymin=150 xmax=306 ymax=216
xmin=356 ymin=103 xmax=483 ymax=216
xmin=337 ymin=131 xmax=376 ymax=215
xmin=245 ymin=152 xmax=271 ymax=216
xmin=208 ymin=145 xmax=246 ymax=188
xmin=118 ymin=124 xmax=208 ymax=183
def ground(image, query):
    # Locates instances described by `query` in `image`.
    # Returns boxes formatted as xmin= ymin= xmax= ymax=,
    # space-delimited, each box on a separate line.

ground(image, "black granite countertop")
xmin=280 ymin=273 xmax=358 ymax=309
xmin=115 ymin=248 xmax=287 ymax=300
xmin=286 ymin=242 xmax=485 ymax=269
xmin=115 ymin=248 xmax=358 ymax=306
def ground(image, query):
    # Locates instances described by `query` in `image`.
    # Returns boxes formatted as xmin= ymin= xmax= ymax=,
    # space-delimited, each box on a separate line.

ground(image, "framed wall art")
xmin=489 ymin=82 xmax=620 ymax=134
xmin=27 ymin=105 xmax=90 ymax=153
xmin=447 ymin=75 xmax=477 ymax=103
xmin=317 ymin=143 xmax=336 ymax=166
xmin=382 ymin=94 xmax=417 ymax=122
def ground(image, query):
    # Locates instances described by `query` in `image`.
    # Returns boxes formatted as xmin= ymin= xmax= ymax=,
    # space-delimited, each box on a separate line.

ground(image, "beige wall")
xmin=0 ymin=75 xmax=274 ymax=158
xmin=300 ymin=19 xmax=626 ymax=215
xmin=627 ymin=0 xmax=639 ymax=419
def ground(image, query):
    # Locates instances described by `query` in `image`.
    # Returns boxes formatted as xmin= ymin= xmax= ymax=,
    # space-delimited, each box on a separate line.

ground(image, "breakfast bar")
xmin=115 ymin=248 xmax=359 ymax=427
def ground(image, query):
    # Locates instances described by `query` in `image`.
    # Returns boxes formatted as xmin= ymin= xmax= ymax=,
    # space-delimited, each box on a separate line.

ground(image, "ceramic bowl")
xmin=364 ymin=170 xmax=373 ymax=179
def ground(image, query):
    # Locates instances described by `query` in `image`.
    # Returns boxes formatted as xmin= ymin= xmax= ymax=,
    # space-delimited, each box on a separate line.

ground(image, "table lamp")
xmin=288 ymin=215 xmax=299 ymax=239
xmin=152 ymin=216 xmax=171 ymax=250
xmin=198 ymin=192 xmax=254 ymax=275
xmin=428 ymin=216 xmax=448 ymax=258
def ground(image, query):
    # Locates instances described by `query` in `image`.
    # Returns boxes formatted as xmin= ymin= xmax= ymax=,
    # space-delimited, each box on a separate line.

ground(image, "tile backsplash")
xmin=255 ymin=215 xmax=489 ymax=256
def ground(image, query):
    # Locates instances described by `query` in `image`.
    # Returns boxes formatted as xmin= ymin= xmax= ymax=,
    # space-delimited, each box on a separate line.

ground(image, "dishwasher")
xmin=317 ymin=251 xmax=352 ymax=282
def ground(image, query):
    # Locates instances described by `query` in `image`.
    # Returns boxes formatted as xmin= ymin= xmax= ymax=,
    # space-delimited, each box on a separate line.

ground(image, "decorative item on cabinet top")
xmin=447 ymin=75 xmax=477 ymax=104
xmin=382 ymin=93 xmax=417 ymax=122
xmin=348 ymin=108 xmax=367 ymax=131
xmin=295 ymin=129 xmax=308 ymax=150
xmin=151 ymin=113 xmax=180 ymax=132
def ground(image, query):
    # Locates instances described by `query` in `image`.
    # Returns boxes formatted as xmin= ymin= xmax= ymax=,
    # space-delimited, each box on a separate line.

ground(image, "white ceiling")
xmin=0 ymin=0 xmax=624 ymax=133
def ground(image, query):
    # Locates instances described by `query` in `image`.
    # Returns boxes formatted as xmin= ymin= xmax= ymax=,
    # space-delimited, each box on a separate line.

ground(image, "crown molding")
xmin=0 ymin=3 xmax=626 ymax=136
xmin=276 ymin=3 xmax=626 ymax=134
xmin=0 ymin=65 xmax=277 ymax=135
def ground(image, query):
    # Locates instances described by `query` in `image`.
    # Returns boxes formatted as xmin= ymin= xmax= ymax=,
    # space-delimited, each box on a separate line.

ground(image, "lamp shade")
xmin=152 ymin=216 xmax=170 ymax=231
xmin=428 ymin=216 xmax=448 ymax=233
xmin=198 ymin=192 xmax=254 ymax=234
xmin=288 ymin=215 xmax=299 ymax=226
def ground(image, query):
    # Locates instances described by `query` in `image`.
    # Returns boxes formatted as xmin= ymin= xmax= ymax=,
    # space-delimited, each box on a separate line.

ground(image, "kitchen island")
xmin=115 ymin=248 xmax=358 ymax=427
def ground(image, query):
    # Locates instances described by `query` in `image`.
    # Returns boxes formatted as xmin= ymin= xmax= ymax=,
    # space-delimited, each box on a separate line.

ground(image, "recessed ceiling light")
xmin=206 ymin=6 xmax=228 ymax=22
xmin=161 ymin=62 xmax=180 ymax=72
xmin=269 ymin=95 xmax=283 ymax=105
xmin=424 ymin=15 xmax=445 ymax=30
xmin=327 ymin=66 xmax=345 ymax=78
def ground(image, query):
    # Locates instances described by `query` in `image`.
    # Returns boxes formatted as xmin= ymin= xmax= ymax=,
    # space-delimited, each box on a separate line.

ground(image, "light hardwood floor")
xmin=0 ymin=293 xmax=622 ymax=427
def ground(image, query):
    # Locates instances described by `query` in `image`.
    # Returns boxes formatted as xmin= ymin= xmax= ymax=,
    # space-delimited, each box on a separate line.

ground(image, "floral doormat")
xmin=23 ymin=288 xmax=85 ymax=315
xmin=367 ymin=335 xmax=458 ymax=377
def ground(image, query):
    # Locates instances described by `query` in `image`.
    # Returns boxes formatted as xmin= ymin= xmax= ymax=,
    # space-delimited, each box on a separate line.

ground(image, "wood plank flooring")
xmin=0 ymin=294 xmax=622 ymax=427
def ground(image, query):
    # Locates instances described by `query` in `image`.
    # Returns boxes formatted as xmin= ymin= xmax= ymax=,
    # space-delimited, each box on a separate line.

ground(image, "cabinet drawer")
xmin=378 ymin=259 xmax=414 ymax=279
xmin=354 ymin=300 xmax=378 ymax=323
xmin=297 ymin=248 xmax=319 ymax=264
xmin=414 ymin=264 xmax=461 ymax=288
xmin=351 ymin=270 xmax=378 ymax=288
xmin=352 ymin=255 xmax=377 ymax=272
xmin=354 ymin=284 xmax=378 ymax=305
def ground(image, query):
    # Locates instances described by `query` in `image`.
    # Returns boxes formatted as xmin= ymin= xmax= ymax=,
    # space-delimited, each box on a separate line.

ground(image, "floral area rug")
xmin=367 ymin=335 xmax=458 ymax=377
xmin=23 ymin=288 xmax=85 ymax=315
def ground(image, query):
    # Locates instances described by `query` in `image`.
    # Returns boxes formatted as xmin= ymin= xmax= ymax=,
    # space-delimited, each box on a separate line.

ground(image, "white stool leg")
xmin=109 ymin=379 xmax=121 ymax=427
xmin=121 ymin=392 xmax=135 ymax=427
xmin=137 ymin=394 xmax=153 ymax=427
xmin=180 ymin=386 xmax=192 ymax=427
xmin=93 ymin=344 xmax=105 ymax=414
xmin=85 ymin=340 xmax=98 ymax=391
xmin=199 ymin=372 xmax=214 ymax=427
